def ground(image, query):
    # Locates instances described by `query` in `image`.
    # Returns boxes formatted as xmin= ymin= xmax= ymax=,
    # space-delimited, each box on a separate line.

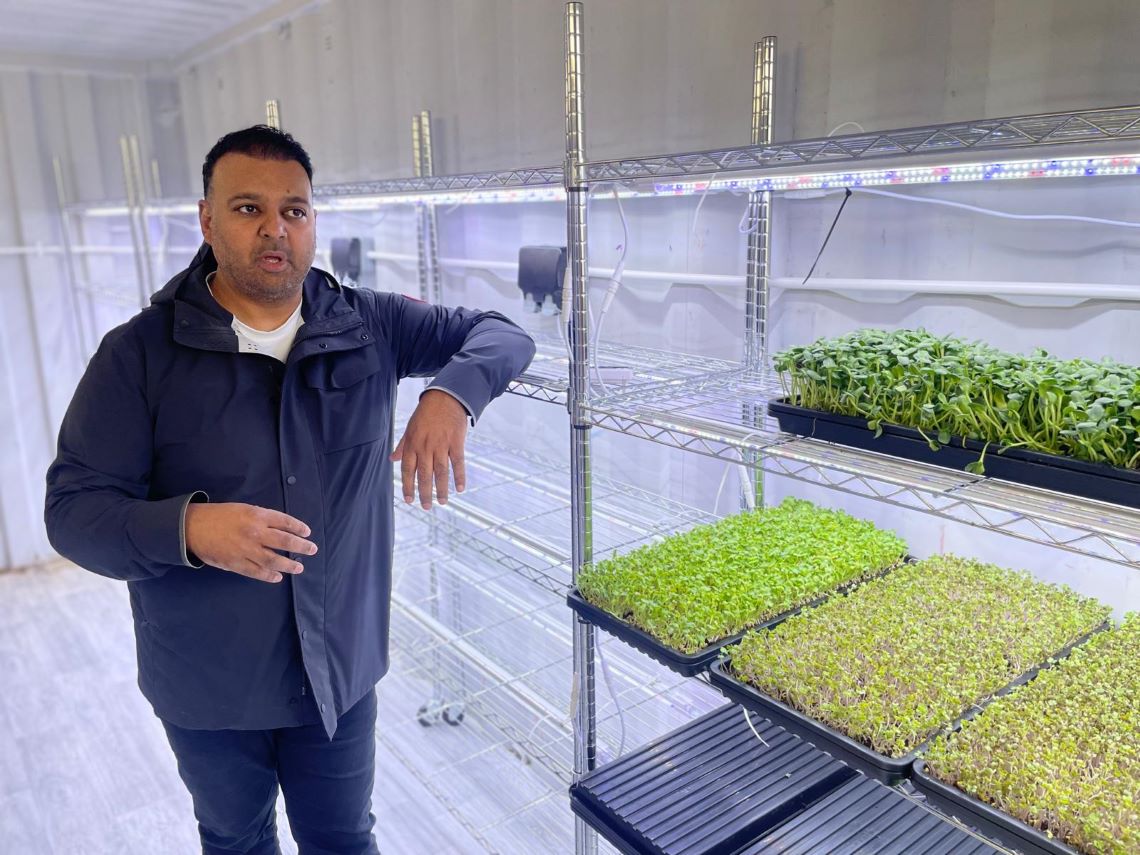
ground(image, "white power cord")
xmin=558 ymin=265 xmax=606 ymax=392
xmin=743 ymin=708 xmax=770 ymax=747
xmin=850 ymin=185 xmax=1140 ymax=229
xmin=738 ymin=193 xmax=772 ymax=235
xmin=596 ymin=637 xmax=628 ymax=758
xmin=594 ymin=188 xmax=629 ymax=352
xmin=690 ymin=179 xmax=715 ymax=252
xmin=790 ymin=185 xmax=1140 ymax=231
xmin=712 ymin=463 xmax=735 ymax=516
xmin=827 ymin=121 xmax=865 ymax=136
xmin=712 ymin=431 xmax=763 ymax=515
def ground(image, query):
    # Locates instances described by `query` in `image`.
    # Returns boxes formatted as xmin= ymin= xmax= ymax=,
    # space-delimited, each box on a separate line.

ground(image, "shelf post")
xmin=420 ymin=110 xmax=444 ymax=304
xmin=743 ymin=36 xmax=776 ymax=508
xmin=119 ymin=135 xmax=148 ymax=309
xmin=51 ymin=155 xmax=91 ymax=364
xmin=566 ymin=3 xmax=597 ymax=854
xmin=412 ymin=114 xmax=431 ymax=302
xmin=129 ymin=134 xmax=156 ymax=301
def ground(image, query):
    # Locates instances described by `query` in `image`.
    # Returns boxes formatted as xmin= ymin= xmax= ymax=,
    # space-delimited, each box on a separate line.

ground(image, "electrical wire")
xmin=851 ymin=186 xmax=1140 ymax=229
xmin=827 ymin=121 xmax=865 ymax=136
xmin=690 ymin=179 xmax=715 ymax=251
xmin=743 ymin=708 xmax=770 ymax=747
xmin=712 ymin=463 xmax=735 ymax=516
xmin=738 ymin=197 xmax=761 ymax=234
xmin=596 ymin=637 xmax=628 ymax=758
xmin=594 ymin=187 xmax=629 ymax=352
xmin=585 ymin=188 xmax=631 ymax=396
xmin=801 ymin=187 xmax=852 ymax=285
xmin=712 ymin=430 xmax=764 ymax=515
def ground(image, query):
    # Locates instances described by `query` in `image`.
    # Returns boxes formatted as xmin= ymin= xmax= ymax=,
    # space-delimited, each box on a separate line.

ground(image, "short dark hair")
xmin=201 ymin=125 xmax=314 ymax=198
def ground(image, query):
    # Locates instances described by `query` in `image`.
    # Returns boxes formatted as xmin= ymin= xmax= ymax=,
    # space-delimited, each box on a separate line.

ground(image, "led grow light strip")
xmin=82 ymin=202 xmax=199 ymax=217
xmin=318 ymin=185 xmax=568 ymax=209
xmin=651 ymin=152 xmax=1140 ymax=196
xmin=77 ymin=151 xmax=1140 ymax=216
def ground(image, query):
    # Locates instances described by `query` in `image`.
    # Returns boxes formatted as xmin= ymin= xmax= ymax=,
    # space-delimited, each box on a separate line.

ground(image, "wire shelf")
xmin=314 ymin=165 xmax=564 ymax=199
xmin=585 ymin=104 xmax=1140 ymax=183
xmin=383 ymin=533 xmax=723 ymax=853
xmin=392 ymin=522 xmax=722 ymax=759
xmin=508 ymin=332 xmax=734 ymax=406
xmin=397 ymin=434 xmax=717 ymax=583
xmin=583 ymin=365 xmax=1140 ymax=568
xmin=586 ymin=368 xmax=788 ymax=457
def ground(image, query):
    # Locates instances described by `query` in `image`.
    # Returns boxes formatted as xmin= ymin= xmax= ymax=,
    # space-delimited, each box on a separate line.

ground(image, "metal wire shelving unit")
xmin=55 ymin=15 xmax=1140 ymax=850
xmin=384 ymin=431 xmax=724 ymax=852
xmin=584 ymin=105 xmax=1140 ymax=186
xmin=559 ymin=4 xmax=1140 ymax=854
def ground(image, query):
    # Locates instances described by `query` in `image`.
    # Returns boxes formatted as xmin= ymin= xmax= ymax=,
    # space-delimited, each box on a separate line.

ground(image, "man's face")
xmin=199 ymin=153 xmax=317 ymax=304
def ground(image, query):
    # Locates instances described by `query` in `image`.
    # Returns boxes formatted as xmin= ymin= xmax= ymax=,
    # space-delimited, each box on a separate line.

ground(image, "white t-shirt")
xmin=207 ymin=273 xmax=304 ymax=363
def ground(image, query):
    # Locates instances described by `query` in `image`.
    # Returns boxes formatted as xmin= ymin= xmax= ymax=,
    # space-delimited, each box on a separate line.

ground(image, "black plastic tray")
xmin=769 ymin=398 xmax=1140 ymax=509
xmin=567 ymin=562 xmax=904 ymax=677
xmin=911 ymin=761 xmax=1079 ymax=855
xmin=567 ymin=590 xmax=776 ymax=677
xmin=708 ymin=622 xmax=1108 ymax=785
xmin=738 ymin=775 xmax=1001 ymax=855
xmin=569 ymin=704 xmax=856 ymax=855
xmin=909 ymin=621 xmax=1111 ymax=855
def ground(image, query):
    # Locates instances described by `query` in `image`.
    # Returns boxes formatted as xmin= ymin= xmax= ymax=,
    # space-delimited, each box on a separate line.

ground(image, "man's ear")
xmin=198 ymin=199 xmax=212 ymax=243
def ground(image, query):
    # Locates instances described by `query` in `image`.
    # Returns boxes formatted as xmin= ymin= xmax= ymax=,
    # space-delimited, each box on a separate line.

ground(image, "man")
xmin=44 ymin=125 xmax=535 ymax=854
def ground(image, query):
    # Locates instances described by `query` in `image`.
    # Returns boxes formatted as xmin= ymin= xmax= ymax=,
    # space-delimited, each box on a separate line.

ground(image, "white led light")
xmin=317 ymin=185 xmax=567 ymax=209
xmin=83 ymin=206 xmax=132 ymax=217
xmin=648 ymin=152 xmax=1140 ymax=196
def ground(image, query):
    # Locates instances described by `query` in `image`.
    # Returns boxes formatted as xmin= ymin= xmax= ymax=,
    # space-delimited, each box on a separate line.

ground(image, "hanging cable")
xmin=743 ymin=708 xmax=770 ymax=747
xmin=594 ymin=188 xmax=629 ymax=352
xmin=827 ymin=121 xmax=865 ymax=136
xmin=596 ymin=637 xmax=628 ymax=758
xmin=801 ymin=187 xmax=852 ymax=285
xmin=851 ymin=186 xmax=1140 ymax=229
xmin=689 ymin=179 xmax=715 ymax=251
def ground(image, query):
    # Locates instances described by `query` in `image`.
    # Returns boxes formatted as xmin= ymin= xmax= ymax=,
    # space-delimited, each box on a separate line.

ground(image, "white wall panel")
xmin=7 ymin=0 xmax=1140 ymax=595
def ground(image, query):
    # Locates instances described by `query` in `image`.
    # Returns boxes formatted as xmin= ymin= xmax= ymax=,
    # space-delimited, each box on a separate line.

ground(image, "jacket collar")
xmin=158 ymin=243 xmax=364 ymax=355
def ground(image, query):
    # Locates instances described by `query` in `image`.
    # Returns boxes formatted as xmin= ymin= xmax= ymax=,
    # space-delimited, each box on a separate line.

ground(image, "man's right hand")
xmin=185 ymin=503 xmax=317 ymax=584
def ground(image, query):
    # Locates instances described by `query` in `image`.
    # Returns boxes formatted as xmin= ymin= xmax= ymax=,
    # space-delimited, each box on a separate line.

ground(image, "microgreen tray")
xmin=769 ymin=398 xmax=1140 ymax=509
xmin=911 ymin=761 xmax=1079 ymax=855
xmin=567 ymin=563 xmax=903 ymax=677
xmin=709 ymin=622 xmax=1107 ymax=785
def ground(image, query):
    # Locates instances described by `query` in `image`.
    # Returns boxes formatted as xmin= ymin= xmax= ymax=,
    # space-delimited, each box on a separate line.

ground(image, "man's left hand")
xmin=391 ymin=389 xmax=469 ymax=509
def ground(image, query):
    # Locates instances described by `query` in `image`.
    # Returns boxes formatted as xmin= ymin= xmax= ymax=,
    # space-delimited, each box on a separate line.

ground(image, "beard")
xmin=210 ymin=236 xmax=314 ymax=305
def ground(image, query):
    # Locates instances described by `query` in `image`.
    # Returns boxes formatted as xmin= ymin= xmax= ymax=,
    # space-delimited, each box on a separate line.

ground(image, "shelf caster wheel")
xmin=442 ymin=703 xmax=466 ymax=726
xmin=417 ymin=701 xmax=443 ymax=727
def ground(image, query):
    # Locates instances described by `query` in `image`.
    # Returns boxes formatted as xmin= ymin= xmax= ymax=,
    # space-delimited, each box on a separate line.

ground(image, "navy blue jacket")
xmin=45 ymin=244 xmax=535 ymax=737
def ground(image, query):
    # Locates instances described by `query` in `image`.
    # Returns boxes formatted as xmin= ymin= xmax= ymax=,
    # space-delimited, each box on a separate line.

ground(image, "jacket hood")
xmin=151 ymin=242 xmax=216 ymax=306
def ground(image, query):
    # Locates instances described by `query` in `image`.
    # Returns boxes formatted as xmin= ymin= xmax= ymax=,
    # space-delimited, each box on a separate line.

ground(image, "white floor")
xmin=0 ymin=562 xmax=565 ymax=854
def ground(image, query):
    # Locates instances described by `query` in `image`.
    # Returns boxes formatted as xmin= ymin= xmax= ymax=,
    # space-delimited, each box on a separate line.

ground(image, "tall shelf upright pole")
xmin=51 ymin=155 xmax=91 ymax=363
xmin=566 ymin=3 xmax=597 ymax=855
xmin=420 ymin=110 xmax=444 ymax=305
xmin=743 ymin=37 xmax=776 ymax=507
xmin=129 ymin=135 xmax=156 ymax=301
xmin=411 ymin=115 xmax=431 ymax=302
xmin=119 ymin=135 xmax=148 ymax=309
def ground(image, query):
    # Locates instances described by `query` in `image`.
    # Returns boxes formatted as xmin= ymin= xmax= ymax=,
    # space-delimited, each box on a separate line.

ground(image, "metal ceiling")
xmin=0 ymin=0 xmax=293 ymax=64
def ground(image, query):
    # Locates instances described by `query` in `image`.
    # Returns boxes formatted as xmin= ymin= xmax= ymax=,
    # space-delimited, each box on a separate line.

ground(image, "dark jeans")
xmin=162 ymin=691 xmax=381 ymax=855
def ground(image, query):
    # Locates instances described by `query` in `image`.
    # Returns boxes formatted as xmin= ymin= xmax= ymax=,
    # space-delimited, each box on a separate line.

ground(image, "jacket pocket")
xmin=302 ymin=345 xmax=390 ymax=452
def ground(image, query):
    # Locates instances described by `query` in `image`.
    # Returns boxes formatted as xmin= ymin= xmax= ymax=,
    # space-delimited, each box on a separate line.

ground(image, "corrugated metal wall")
xmin=5 ymin=0 xmax=1140 ymax=574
